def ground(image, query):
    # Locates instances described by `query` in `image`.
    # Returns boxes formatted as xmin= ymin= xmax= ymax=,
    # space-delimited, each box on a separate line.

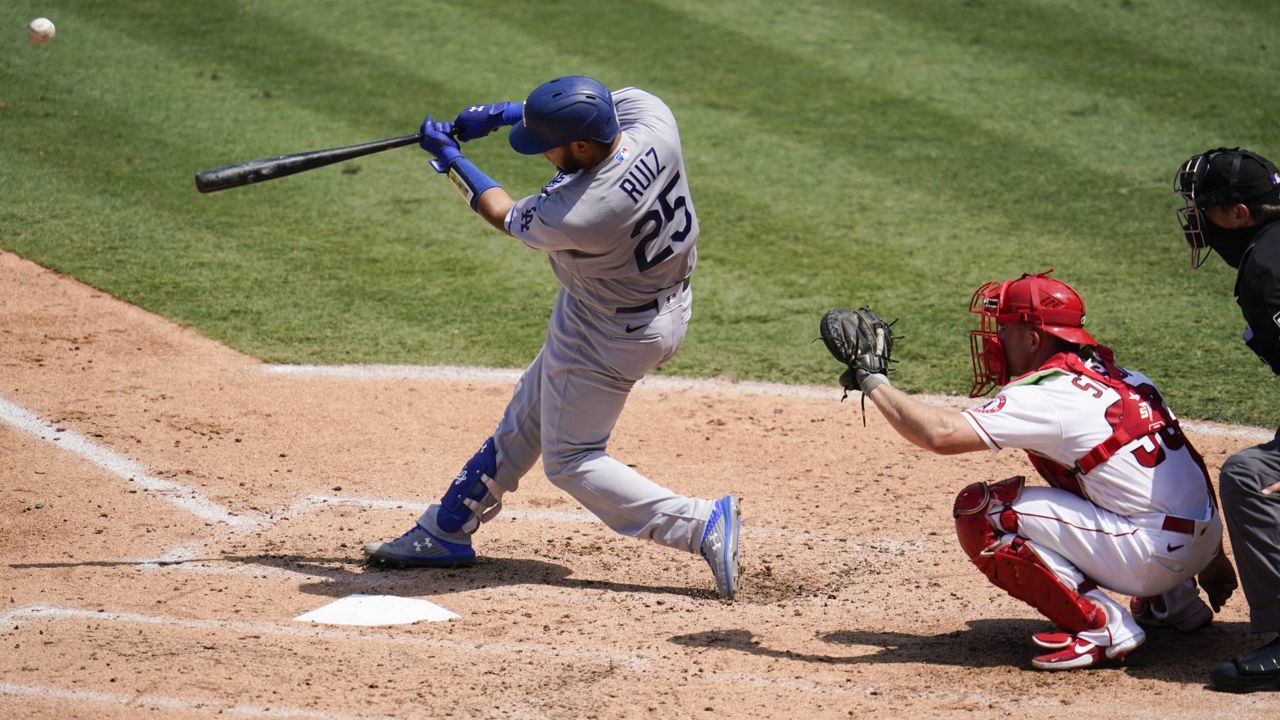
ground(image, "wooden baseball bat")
xmin=194 ymin=133 xmax=423 ymax=193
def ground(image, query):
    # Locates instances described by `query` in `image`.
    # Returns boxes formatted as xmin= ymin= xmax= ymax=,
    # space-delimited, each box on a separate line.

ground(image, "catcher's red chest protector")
xmin=1018 ymin=351 xmax=1209 ymax=502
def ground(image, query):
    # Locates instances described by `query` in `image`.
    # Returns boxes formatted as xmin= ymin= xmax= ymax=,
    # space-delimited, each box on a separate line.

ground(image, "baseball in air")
xmin=28 ymin=17 xmax=56 ymax=45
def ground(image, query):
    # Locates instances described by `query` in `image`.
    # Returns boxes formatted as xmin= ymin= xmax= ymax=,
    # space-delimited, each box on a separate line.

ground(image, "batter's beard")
xmin=554 ymin=156 xmax=584 ymax=174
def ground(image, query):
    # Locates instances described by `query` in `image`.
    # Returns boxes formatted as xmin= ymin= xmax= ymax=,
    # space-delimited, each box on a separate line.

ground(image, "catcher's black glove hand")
xmin=819 ymin=306 xmax=896 ymax=394
xmin=1197 ymin=546 xmax=1238 ymax=613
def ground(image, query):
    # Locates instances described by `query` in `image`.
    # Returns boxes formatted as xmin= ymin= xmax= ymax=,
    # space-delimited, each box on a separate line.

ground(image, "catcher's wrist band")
xmin=445 ymin=157 xmax=500 ymax=210
xmin=859 ymin=372 xmax=890 ymax=395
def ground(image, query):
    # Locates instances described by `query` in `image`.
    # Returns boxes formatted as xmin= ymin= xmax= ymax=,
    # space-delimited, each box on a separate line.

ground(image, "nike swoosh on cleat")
xmin=1167 ymin=543 xmax=1185 ymax=552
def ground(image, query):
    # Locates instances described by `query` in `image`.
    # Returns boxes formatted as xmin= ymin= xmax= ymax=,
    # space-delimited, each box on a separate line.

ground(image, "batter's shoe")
xmin=363 ymin=524 xmax=475 ymax=568
xmin=1031 ymin=633 xmax=1145 ymax=671
xmin=700 ymin=495 xmax=741 ymax=600
xmin=1130 ymin=594 xmax=1213 ymax=632
xmin=1210 ymin=636 xmax=1280 ymax=693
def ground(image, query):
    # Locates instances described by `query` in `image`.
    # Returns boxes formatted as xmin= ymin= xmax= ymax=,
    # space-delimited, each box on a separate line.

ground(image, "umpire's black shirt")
xmin=1236 ymin=219 xmax=1280 ymax=372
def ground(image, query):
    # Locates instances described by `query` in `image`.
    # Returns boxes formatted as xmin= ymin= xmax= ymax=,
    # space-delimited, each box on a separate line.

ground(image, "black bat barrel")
xmin=194 ymin=133 xmax=422 ymax=193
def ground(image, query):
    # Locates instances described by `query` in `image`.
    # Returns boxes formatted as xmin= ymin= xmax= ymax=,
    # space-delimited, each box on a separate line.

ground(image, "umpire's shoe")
xmin=700 ymin=495 xmax=741 ymax=600
xmin=1211 ymin=636 xmax=1280 ymax=692
xmin=363 ymin=524 xmax=475 ymax=568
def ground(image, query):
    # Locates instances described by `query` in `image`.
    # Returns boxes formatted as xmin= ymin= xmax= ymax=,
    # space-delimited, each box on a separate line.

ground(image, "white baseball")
xmin=28 ymin=17 xmax=56 ymax=45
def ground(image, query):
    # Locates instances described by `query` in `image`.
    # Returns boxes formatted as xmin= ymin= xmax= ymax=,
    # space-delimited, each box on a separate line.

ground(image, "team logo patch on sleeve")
xmin=972 ymin=395 xmax=1007 ymax=414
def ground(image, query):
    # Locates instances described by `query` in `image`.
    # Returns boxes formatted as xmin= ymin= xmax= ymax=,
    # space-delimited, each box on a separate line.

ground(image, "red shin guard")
xmin=953 ymin=477 xmax=1106 ymax=634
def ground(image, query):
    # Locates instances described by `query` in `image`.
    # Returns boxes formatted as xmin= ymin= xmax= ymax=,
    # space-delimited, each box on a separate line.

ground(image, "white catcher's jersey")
xmin=505 ymin=87 xmax=697 ymax=311
xmin=962 ymin=360 xmax=1212 ymax=520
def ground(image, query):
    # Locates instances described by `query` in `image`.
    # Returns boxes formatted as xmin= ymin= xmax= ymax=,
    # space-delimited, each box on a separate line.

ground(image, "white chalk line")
xmin=0 ymin=395 xmax=262 ymax=529
xmin=1 ymin=357 xmax=1261 ymax=569
xmin=265 ymin=363 xmax=834 ymax=399
xmin=0 ymin=682 xmax=395 ymax=720
xmin=263 ymin=363 xmax=1276 ymax=440
xmin=267 ymin=493 xmax=922 ymax=547
xmin=3 ymin=603 xmax=651 ymax=671
xmin=279 ymin=494 xmax=596 ymax=525
xmin=6 ymin=488 xmax=916 ymax=589
xmin=1 ymin=604 xmax=876 ymax=699
xmin=122 ymin=489 xmax=921 ymax=591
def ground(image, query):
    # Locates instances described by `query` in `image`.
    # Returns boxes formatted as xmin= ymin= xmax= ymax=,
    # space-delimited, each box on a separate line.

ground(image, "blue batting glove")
xmin=452 ymin=101 xmax=524 ymax=142
xmin=419 ymin=115 xmax=462 ymax=172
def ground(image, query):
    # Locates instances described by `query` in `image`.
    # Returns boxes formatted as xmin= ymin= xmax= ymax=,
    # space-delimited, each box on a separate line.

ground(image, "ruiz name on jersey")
xmin=616 ymin=147 xmax=666 ymax=205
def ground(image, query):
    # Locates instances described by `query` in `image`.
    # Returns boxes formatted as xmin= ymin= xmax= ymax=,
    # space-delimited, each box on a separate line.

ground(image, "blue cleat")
xmin=699 ymin=495 xmax=741 ymax=599
xmin=363 ymin=524 xmax=475 ymax=568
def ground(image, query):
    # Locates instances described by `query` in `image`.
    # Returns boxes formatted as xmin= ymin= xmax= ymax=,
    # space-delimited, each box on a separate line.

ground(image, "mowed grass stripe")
xmin=493 ymin=1 xmax=1267 ymax=400
xmin=2 ymin=1 xmax=1277 ymax=422
xmin=2 ymin=3 xmax=564 ymax=361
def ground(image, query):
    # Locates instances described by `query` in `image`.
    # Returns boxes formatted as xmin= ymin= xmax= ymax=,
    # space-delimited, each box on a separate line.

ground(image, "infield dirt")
xmin=1 ymin=251 xmax=1276 ymax=719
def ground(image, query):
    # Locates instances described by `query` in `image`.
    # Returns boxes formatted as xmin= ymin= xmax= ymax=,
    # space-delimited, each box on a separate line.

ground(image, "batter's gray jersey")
xmin=504 ymin=87 xmax=698 ymax=311
xmin=419 ymin=85 xmax=717 ymax=554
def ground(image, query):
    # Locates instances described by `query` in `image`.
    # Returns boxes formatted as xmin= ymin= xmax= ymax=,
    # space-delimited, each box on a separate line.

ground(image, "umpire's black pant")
xmin=1220 ymin=428 xmax=1280 ymax=634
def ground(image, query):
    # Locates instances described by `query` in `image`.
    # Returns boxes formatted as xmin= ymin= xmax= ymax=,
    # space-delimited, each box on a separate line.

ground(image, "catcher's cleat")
xmin=1130 ymin=594 xmax=1213 ymax=632
xmin=1031 ymin=633 xmax=1145 ymax=671
xmin=1031 ymin=630 xmax=1073 ymax=650
xmin=700 ymin=495 xmax=741 ymax=600
xmin=363 ymin=524 xmax=475 ymax=568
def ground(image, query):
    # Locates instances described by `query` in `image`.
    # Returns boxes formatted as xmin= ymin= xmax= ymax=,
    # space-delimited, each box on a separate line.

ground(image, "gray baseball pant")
xmin=433 ymin=286 xmax=712 ymax=554
xmin=1219 ymin=428 xmax=1280 ymax=634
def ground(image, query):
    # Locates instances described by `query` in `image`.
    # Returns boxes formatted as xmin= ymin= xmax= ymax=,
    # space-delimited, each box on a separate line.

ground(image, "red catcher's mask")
xmin=968 ymin=270 xmax=1097 ymax=397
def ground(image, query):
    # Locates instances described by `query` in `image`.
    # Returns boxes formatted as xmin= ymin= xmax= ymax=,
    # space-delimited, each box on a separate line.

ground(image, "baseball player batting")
xmin=821 ymin=272 xmax=1229 ymax=669
xmin=363 ymin=76 xmax=741 ymax=599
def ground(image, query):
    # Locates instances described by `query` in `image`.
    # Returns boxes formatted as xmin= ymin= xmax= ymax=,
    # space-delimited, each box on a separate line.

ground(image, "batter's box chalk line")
xmin=0 ymin=395 xmax=266 ymax=529
xmin=0 ymin=682 xmax=398 ymax=720
xmin=0 ymin=604 xmax=883 ymax=697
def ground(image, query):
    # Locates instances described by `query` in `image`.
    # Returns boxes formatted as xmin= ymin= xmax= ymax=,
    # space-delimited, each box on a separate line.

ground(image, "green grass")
xmin=2 ymin=0 xmax=1279 ymax=425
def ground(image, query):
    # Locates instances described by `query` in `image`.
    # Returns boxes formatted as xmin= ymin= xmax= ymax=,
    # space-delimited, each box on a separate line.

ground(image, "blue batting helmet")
xmin=508 ymin=76 xmax=619 ymax=155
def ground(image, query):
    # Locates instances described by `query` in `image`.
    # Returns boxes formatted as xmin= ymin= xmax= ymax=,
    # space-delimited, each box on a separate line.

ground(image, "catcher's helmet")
xmin=1174 ymin=147 xmax=1280 ymax=268
xmin=968 ymin=271 xmax=1096 ymax=397
xmin=508 ymin=76 xmax=619 ymax=155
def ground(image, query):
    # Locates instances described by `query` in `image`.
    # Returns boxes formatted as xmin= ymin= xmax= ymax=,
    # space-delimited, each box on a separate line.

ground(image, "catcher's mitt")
xmin=819 ymin=306 xmax=896 ymax=395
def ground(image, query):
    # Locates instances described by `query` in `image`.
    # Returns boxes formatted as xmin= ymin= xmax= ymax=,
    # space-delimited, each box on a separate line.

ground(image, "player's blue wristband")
xmin=443 ymin=156 xmax=500 ymax=211
xmin=500 ymin=101 xmax=524 ymax=126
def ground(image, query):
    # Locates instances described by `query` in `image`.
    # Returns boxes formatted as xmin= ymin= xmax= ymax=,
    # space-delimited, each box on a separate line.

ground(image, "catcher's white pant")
xmin=486 ymin=285 xmax=713 ymax=553
xmin=1003 ymin=486 xmax=1221 ymax=646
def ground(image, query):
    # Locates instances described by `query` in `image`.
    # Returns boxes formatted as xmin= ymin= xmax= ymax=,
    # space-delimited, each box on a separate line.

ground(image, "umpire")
xmin=1174 ymin=147 xmax=1280 ymax=692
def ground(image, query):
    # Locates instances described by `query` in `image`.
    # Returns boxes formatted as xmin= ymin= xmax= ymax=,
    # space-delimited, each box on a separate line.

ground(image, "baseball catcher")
xmin=820 ymin=272 xmax=1230 ymax=670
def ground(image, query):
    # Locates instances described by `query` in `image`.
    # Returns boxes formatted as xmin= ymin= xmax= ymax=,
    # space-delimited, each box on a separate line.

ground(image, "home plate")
xmin=294 ymin=594 xmax=460 ymax=626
